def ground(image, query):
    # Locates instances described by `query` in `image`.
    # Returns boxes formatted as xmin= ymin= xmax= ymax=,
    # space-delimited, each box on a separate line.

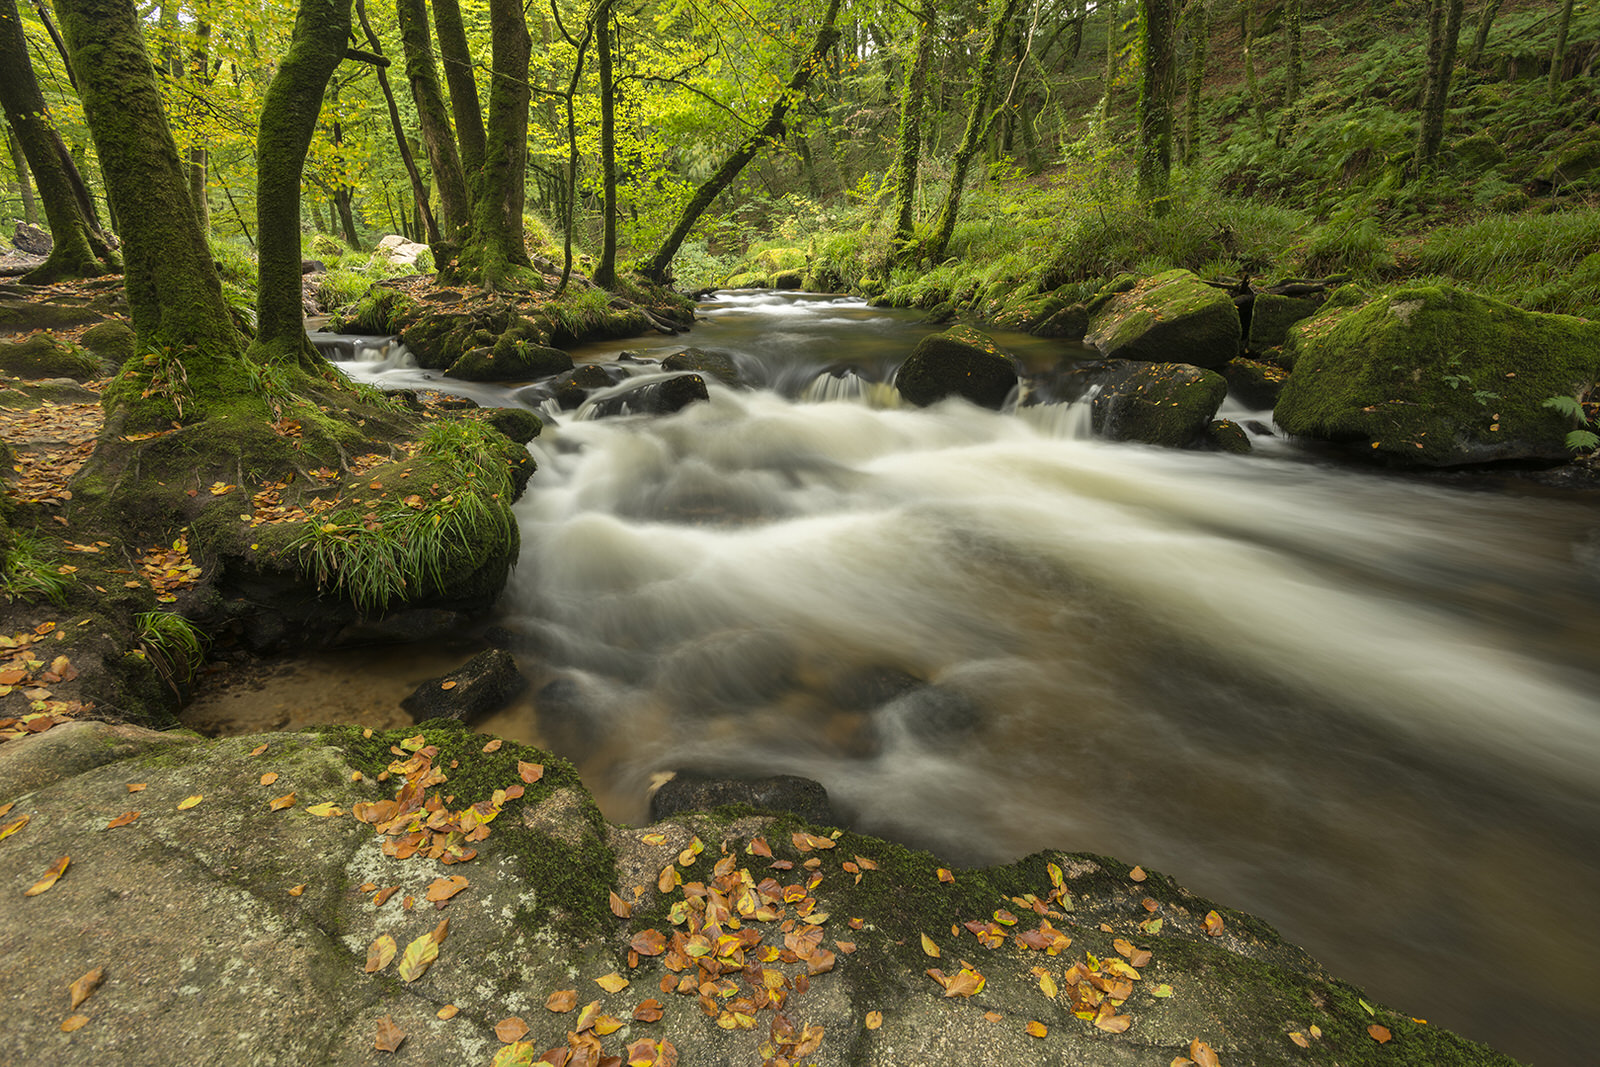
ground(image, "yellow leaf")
xmin=1039 ymin=973 xmax=1058 ymax=999
xmin=595 ymin=972 xmax=630 ymax=993
xmin=397 ymin=931 xmax=439 ymax=982
xmin=1 ymin=813 xmax=31 ymax=841
xmin=305 ymin=802 xmax=343 ymax=817
xmin=24 ymin=854 xmax=69 ymax=896
xmin=365 ymin=935 xmax=397 ymax=973
xmin=920 ymin=933 xmax=940 ymax=958
xmin=68 ymin=967 xmax=104 ymax=1010
xmin=1203 ymin=910 xmax=1224 ymax=937
xmin=436 ymin=1004 xmax=459 ymax=1020
xmin=60 ymin=1015 xmax=89 ymax=1033
xmin=1289 ymin=1031 xmax=1310 ymax=1048
xmin=865 ymin=1010 xmax=883 ymax=1030
xmin=259 ymin=772 xmax=279 ymax=786
xmin=269 ymin=792 xmax=296 ymax=812
xmin=593 ymin=1015 xmax=624 ymax=1036
xmin=177 ymin=795 xmax=203 ymax=810
xmin=1026 ymin=1020 xmax=1048 ymax=1038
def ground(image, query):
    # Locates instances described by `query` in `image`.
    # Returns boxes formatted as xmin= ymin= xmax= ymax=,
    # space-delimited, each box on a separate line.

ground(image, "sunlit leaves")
xmin=1 ymin=814 xmax=32 ymax=842
xmin=68 ymin=967 xmax=103 ymax=1009
xmin=426 ymin=875 xmax=469 ymax=902
xmin=268 ymin=792 xmax=296 ymax=812
xmin=24 ymin=854 xmax=68 ymax=896
xmin=177 ymin=795 xmax=202 ymax=811
xmin=595 ymin=972 xmax=630 ymax=993
xmin=365 ymin=935 xmax=397 ymax=973
xmin=1025 ymin=1020 xmax=1048 ymax=1038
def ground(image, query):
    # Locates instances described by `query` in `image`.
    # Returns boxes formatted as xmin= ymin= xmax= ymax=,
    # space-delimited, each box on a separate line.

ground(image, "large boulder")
xmin=1085 ymin=269 xmax=1241 ymax=368
xmin=0 ymin=334 xmax=101 ymax=381
xmin=662 ymin=347 xmax=745 ymax=386
xmin=372 ymin=234 xmax=430 ymax=268
xmin=894 ymin=325 xmax=1020 ymax=409
xmin=1273 ymin=285 xmax=1600 ymax=466
xmin=1084 ymin=359 xmax=1230 ymax=448
xmin=446 ymin=337 xmax=573 ymax=382
xmin=649 ymin=770 xmax=835 ymax=824
xmin=12 ymin=222 xmax=51 ymax=255
xmin=587 ymin=373 xmax=709 ymax=418
xmin=1246 ymin=292 xmax=1322 ymax=352
xmin=0 ymin=720 xmax=1521 ymax=1067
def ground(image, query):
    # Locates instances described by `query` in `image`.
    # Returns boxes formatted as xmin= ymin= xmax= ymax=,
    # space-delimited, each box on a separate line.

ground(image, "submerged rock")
xmin=0 ymin=720 xmax=1521 ymax=1066
xmin=1085 ymin=269 xmax=1241 ymax=368
xmin=1082 ymin=359 xmax=1230 ymax=448
xmin=649 ymin=770 xmax=835 ymax=824
xmin=587 ymin=373 xmax=709 ymax=418
xmin=894 ymin=325 xmax=1020 ymax=409
xmin=1274 ymin=284 xmax=1600 ymax=466
xmin=400 ymin=648 xmax=528 ymax=725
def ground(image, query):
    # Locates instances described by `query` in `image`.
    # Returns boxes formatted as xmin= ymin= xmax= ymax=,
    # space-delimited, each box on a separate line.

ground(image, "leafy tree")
xmin=1182 ymin=0 xmax=1208 ymax=164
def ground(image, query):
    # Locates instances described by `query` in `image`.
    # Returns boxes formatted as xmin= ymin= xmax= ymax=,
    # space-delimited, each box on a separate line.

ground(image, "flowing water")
xmin=309 ymin=292 xmax=1600 ymax=1063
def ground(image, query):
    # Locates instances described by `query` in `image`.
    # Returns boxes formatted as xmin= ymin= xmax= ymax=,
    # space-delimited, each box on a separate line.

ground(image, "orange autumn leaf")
xmin=630 ymin=929 xmax=667 ymax=956
xmin=287 ymin=884 xmax=306 ymax=896
xmin=372 ymin=885 xmax=400 ymax=907
xmin=365 ymin=935 xmax=398 ymax=973
xmin=1129 ymin=865 xmax=1148 ymax=882
xmin=268 ymin=792 xmax=295 ymax=812
xmin=259 ymin=772 xmax=279 ymax=786
xmin=942 ymin=967 xmax=985 ymax=998
xmin=0 ymin=813 xmax=29 ymax=841
xmin=936 ymin=868 xmax=955 ymax=883
xmin=1369 ymin=1024 xmax=1392 ymax=1044
xmin=24 ymin=854 xmax=69 ymax=896
xmin=747 ymin=836 xmax=772 ymax=857
xmin=1203 ymin=911 xmax=1224 ymax=937
xmin=633 ymin=998 xmax=664 ymax=1023
xmin=60 ymin=1015 xmax=88 ymax=1033
xmin=1025 ymin=1020 xmax=1048 ymax=1038
xmin=494 ymin=1017 xmax=529 ymax=1043
xmin=440 ymin=680 xmax=457 ymax=690
xmin=105 ymin=811 xmax=139 ymax=830
xmin=249 ymin=743 xmax=269 ymax=756
xmin=482 ymin=739 xmax=503 ymax=753
xmin=609 ymin=889 xmax=633 ymax=918
xmin=68 ymin=967 xmax=104 ymax=1010
xmin=517 ymin=761 xmax=544 ymax=784
xmin=425 ymin=875 xmax=469 ymax=902
xmin=546 ymin=989 xmax=578 ymax=1012
xmin=865 ymin=1010 xmax=883 ymax=1030
xmin=125 ymin=783 xmax=146 ymax=793
xmin=436 ymin=1004 xmax=459 ymax=1020
xmin=1190 ymin=1038 xmax=1221 ymax=1067
xmin=374 ymin=1015 xmax=405 ymax=1053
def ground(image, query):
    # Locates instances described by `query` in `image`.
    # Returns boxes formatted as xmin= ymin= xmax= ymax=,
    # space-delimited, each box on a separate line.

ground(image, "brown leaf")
xmin=518 ymin=760 xmax=544 ymax=784
xmin=1025 ymin=1020 xmax=1048 ymax=1038
xmin=24 ymin=854 xmax=69 ymax=896
xmin=436 ymin=1004 xmax=459 ymax=1020
xmin=269 ymin=792 xmax=296 ymax=812
xmin=249 ymin=743 xmax=269 ymax=756
xmin=426 ymin=875 xmax=469 ymax=903
xmin=60 ymin=1015 xmax=89 ymax=1033
xmin=633 ymin=998 xmax=664 ymax=1023
xmin=68 ymin=967 xmax=104 ymax=1010
xmin=374 ymin=1015 xmax=406 ymax=1052
xmin=495 ymin=1016 xmax=530 ymax=1043
xmin=104 ymin=811 xmax=140 ymax=830
xmin=941 ymin=967 xmax=985 ymax=998
xmin=1129 ymin=865 xmax=1148 ymax=882
xmin=1190 ymin=1038 xmax=1221 ymax=1067
xmin=747 ymin=836 xmax=772 ymax=857
xmin=630 ymin=929 xmax=667 ymax=956
xmin=259 ymin=772 xmax=279 ymax=786
xmin=1093 ymin=1008 xmax=1132 ymax=1034
xmin=0 ymin=813 xmax=29 ymax=841
xmin=1203 ymin=911 xmax=1224 ymax=937
xmin=1368 ymin=1024 xmax=1392 ymax=1044
xmin=482 ymin=739 xmax=503 ymax=753
xmin=983 ymin=1011 xmax=1003 ymax=1023
xmin=372 ymin=885 xmax=400 ymax=907
xmin=125 ymin=783 xmax=146 ymax=793
xmin=440 ymin=680 xmax=457 ymax=690
xmin=609 ymin=889 xmax=633 ymax=918
xmin=365 ymin=935 xmax=398 ymax=973
xmin=546 ymin=989 xmax=578 ymax=1012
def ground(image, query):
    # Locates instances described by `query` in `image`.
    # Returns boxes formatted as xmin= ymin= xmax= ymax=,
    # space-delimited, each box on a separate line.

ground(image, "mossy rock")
xmin=1247 ymin=293 xmax=1323 ymax=351
xmin=550 ymin=363 xmax=619 ymax=409
xmin=1449 ymin=132 xmax=1507 ymax=172
xmin=988 ymin=292 xmax=1066 ymax=333
xmin=446 ymin=340 xmax=573 ymax=382
xmin=771 ymin=269 xmax=805 ymax=290
xmin=480 ymin=406 xmax=543 ymax=444
xmin=723 ymin=271 xmax=769 ymax=289
xmin=894 ymin=325 xmax=1020 ymax=410
xmin=1086 ymin=269 xmax=1241 ymax=368
xmin=333 ymin=286 xmax=419 ymax=335
xmin=1087 ymin=359 xmax=1229 ymax=448
xmin=1274 ymin=285 xmax=1600 ymax=466
xmin=78 ymin=319 xmax=137 ymax=368
xmin=664 ymin=347 xmax=744 ymax=386
xmin=0 ymin=334 xmax=101 ymax=381
xmin=1205 ymin=418 xmax=1253 ymax=453
xmin=1221 ymin=357 xmax=1291 ymax=410
xmin=1084 ymin=272 xmax=1141 ymax=317
xmin=1537 ymin=127 xmax=1600 ymax=190
xmin=753 ymin=246 xmax=807 ymax=273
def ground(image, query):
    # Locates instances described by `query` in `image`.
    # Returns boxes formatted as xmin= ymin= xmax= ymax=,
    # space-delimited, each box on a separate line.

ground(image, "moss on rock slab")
xmin=894 ymin=325 xmax=1021 ymax=409
xmin=1086 ymin=269 xmax=1242 ymax=368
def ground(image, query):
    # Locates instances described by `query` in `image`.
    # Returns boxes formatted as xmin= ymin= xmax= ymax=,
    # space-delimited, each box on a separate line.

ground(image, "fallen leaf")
xmin=397 ymin=931 xmax=439 ymax=982
xmin=517 ymin=760 xmax=544 ymax=784
xmin=68 ymin=967 xmax=104 ymax=1009
xmin=1289 ymin=1031 xmax=1310 ymax=1048
xmin=482 ymin=739 xmax=503 ymax=753
xmin=365 ymin=935 xmax=398 ymax=973
xmin=942 ymin=967 xmax=985 ymax=998
xmin=372 ymin=886 xmax=400 ymax=907
xmin=1190 ymin=1038 xmax=1221 ymax=1067
xmin=1026 ymin=1020 xmax=1048 ymax=1038
xmin=920 ymin=933 xmax=940 ymax=957
xmin=1203 ymin=910 xmax=1224 ymax=936
xmin=250 ymin=743 xmax=269 ymax=756
xmin=440 ymin=680 xmax=457 ymax=690
xmin=593 ymin=1015 xmax=624 ymax=1036
xmin=0 ymin=813 xmax=30 ymax=841
xmin=609 ymin=889 xmax=633 ymax=918
xmin=633 ymin=998 xmax=664 ymax=1023
xmin=426 ymin=875 xmax=469 ymax=902
xmin=630 ymin=929 xmax=667 ymax=956
xmin=1093 ymin=1007 xmax=1132 ymax=1033
xmin=495 ymin=1017 xmax=530 ymax=1043
xmin=177 ymin=795 xmax=202 ymax=810
xmin=436 ymin=1004 xmax=458 ymax=1020
xmin=305 ymin=802 xmax=342 ymax=817
xmin=24 ymin=854 xmax=69 ymax=896
xmin=596 ymin=972 xmax=630 ymax=993
xmin=546 ymin=989 xmax=578 ymax=1012
xmin=287 ymin=884 xmax=306 ymax=896
xmin=1368 ymin=1024 xmax=1392 ymax=1044
xmin=259 ymin=772 xmax=279 ymax=786
xmin=1151 ymin=983 xmax=1174 ymax=998
xmin=983 ymin=1011 xmax=1003 ymax=1023
xmin=374 ymin=1014 xmax=405 ymax=1052
xmin=269 ymin=792 xmax=295 ymax=812
xmin=1129 ymin=865 xmax=1148 ymax=882
xmin=937 ymin=868 xmax=955 ymax=883
xmin=60 ymin=1015 xmax=88 ymax=1033
xmin=126 ymin=783 xmax=147 ymax=793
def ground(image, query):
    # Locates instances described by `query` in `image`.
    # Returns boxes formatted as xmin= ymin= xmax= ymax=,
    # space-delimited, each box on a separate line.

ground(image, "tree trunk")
xmin=555 ymin=16 xmax=593 ymax=293
xmin=53 ymin=0 xmax=241 ymax=394
xmin=449 ymin=0 xmax=530 ymax=288
xmin=1183 ymin=0 xmax=1208 ymax=164
xmin=1240 ymin=0 xmax=1267 ymax=137
xmin=925 ymin=0 xmax=1024 ymax=264
xmin=593 ymin=0 xmax=618 ymax=288
xmin=253 ymin=0 xmax=352 ymax=364
xmin=643 ymin=0 xmax=842 ymax=284
xmin=1414 ymin=0 xmax=1464 ymax=175
xmin=396 ymin=0 xmax=467 ymax=237
xmin=431 ymin=0 xmax=486 ymax=173
xmin=1549 ymin=0 xmax=1574 ymax=95
xmin=892 ymin=2 xmax=934 ymax=257
xmin=1275 ymin=0 xmax=1302 ymax=147
xmin=187 ymin=18 xmax=212 ymax=230
xmin=1102 ymin=0 xmax=1120 ymax=122
xmin=5 ymin=125 xmax=39 ymax=225
xmin=354 ymin=0 xmax=439 ymax=246
xmin=335 ymin=186 xmax=360 ymax=248
xmin=0 ymin=0 xmax=119 ymax=284
xmin=1467 ymin=0 xmax=1503 ymax=67
xmin=1136 ymin=0 xmax=1178 ymax=212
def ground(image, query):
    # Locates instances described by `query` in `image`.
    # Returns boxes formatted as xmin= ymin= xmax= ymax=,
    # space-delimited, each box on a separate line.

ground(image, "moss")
xmin=1246 ymin=293 xmax=1322 ymax=351
xmin=0 ymin=334 xmax=101 ymax=381
xmin=1090 ymin=361 xmax=1230 ymax=447
xmin=1085 ymin=269 xmax=1242 ymax=368
xmin=333 ymin=286 xmax=420 ymax=335
xmin=1275 ymin=285 xmax=1600 ymax=465
xmin=723 ymin=271 xmax=769 ymax=289
xmin=894 ymin=325 xmax=1020 ymax=409
xmin=479 ymin=407 xmax=543 ymax=444
xmin=1205 ymin=418 xmax=1253 ymax=453
xmin=79 ymin=320 xmax=137 ymax=367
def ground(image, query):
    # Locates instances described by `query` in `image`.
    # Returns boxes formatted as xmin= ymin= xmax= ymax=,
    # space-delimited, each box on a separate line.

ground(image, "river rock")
xmin=12 ymin=222 xmax=51 ymax=255
xmin=1085 ymin=268 xmax=1241 ymax=368
xmin=662 ymin=346 xmax=744 ymax=386
xmin=400 ymin=648 xmax=528 ymax=725
xmin=1082 ymin=359 xmax=1230 ymax=448
xmin=480 ymin=406 xmax=543 ymax=444
xmin=372 ymin=233 xmax=429 ymax=268
xmin=1246 ymin=292 xmax=1322 ymax=351
xmin=1220 ymin=357 xmax=1290 ymax=410
xmin=550 ymin=363 xmax=620 ymax=408
xmin=587 ymin=373 xmax=709 ymax=418
xmin=446 ymin=336 xmax=573 ymax=382
xmin=649 ymin=769 xmax=836 ymax=824
xmin=1205 ymin=418 xmax=1253 ymax=454
xmin=0 ymin=719 xmax=1520 ymax=1066
xmin=894 ymin=325 xmax=1020 ymax=409
xmin=1273 ymin=284 xmax=1600 ymax=466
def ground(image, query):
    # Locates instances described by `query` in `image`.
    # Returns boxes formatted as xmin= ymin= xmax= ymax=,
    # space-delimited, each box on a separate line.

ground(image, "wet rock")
xmin=300 ymin=258 xmax=327 ymax=275
xmin=480 ymin=406 xmax=543 ymax=444
xmin=1084 ymin=359 xmax=1230 ymax=448
xmin=663 ymin=346 xmax=744 ymax=386
xmin=401 ymin=648 xmax=528 ymax=725
xmin=1274 ymin=284 xmax=1600 ymax=466
xmin=1205 ymin=418 xmax=1253 ymax=454
xmin=822 ymin=664 xmax=923 ymax=712
xmin=894 ymin=325 xmax=1020 ymax=410
xmin=535 ymin=676 xmax=604 ymax=750
xmin=551 ymin=363 xmax=620 ymax=409
xmin=1246 ymin=292 xmax=1322 ymax=351
xmin=588 ymin=373 xmax=709 ymax=418
xmin=331 ymin=608 xmax=472 ymax=646
xmin=1220 ymin=357 xmax=1289 ymax=410
xmin=1085 ymin=268 xmax=1241 ymax=368
xmin=446 ymin=337 xmax=573 ymax=382
xmin=649 ymin=769 xmax=836 ymax=824
xmin=871 ymin=683 xmax=982 ymax=745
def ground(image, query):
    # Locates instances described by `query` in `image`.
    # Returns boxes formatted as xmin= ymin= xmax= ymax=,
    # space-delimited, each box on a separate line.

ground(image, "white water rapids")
xmin=334 ymin=292 xmax=1600 ymax=1064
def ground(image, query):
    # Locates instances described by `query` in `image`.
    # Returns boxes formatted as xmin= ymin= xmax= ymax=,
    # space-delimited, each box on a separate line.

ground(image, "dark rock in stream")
xmin=400 ymin=648 xmax=528 ymax=724
xmin=894 ymin=325 xmax=1020 ymax=409
xmin=549 ymin=362 xmax=622 ymax=409
xmin=587 ymin=372 xmax=709 ymax=418
xmin=650 ymin=769 xmax=837 ymax=824
xmin=663 ymin=346 xmax=747 ymax=386
xmin=332 ymin=608 xmax=473 ymax=646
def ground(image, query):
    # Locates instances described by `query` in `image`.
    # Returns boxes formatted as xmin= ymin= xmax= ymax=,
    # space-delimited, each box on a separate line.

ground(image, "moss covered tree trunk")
xmin=1548 ymin=0 xmax=1574 ymax=95
xmin=432 ymin=0 xmax=486 ymax=173
xmin=891 ymin=2 xmax=934 ymax=259
xmin=1136 ymin=0 xmax=1178 ymax=212
xmin=1183 ymin=0 xmax=1208 ymax=164
xmin=924 ymin=0 xmax=1023 ymax=264
xmin=53 ymin=0 xmax=236 ymax=368
xmin=643 ymin=0 xmax=841 ymax=284
xmin=0 ymin=0 xmax=119 ymax=284
xmin=1414 ymin=0 xmax=1464 ymax=175
xmin=354 ymin=0 xmax=439 ymax=246
xmin=1240 ymin=0 xmax=1267 ymax=138
xmin=1468 ymin=0 xmax=1503 ymax=67
xmin=593 ymin=0 xmax=618 ymax=289
xmin=397 ymin=0 xmax=468 ymax=238
xmin=1274 ymin=0 xmax=1301 ymax=147
xmin=4 ymin=127 xmax=39 ymax=225
xmin=1102 ymin=0 xmax=1121 ymax=123
xmin=253 ymin=0 xmax=352 ymax=365
xmin=446 ymin=0 xmax=531 ymax=289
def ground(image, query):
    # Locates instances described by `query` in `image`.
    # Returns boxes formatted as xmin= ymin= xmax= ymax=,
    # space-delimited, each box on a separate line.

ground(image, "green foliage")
xmin=1542 ymin=395 xmax=1600 ymax=452
xmin=2 ymin=532 xmax=71 ymax=607
xmin=134 ymin=611 xmax=207 ymax=690
xmin=1410 ymin=211 xmax=1600 ymax=316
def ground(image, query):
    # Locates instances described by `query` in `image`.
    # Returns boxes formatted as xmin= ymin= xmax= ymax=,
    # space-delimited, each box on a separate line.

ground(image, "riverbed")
xmin=187 ymin=291 xmax=1600 ymax=1065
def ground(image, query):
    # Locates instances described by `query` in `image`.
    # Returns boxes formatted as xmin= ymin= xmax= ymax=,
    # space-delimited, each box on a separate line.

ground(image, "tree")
xmin=1239 ymin=0 xmax=1267 ymax=137
xmin=1182 ymin=0 xmax=1208 ymax=164
xmin=4 ymin=125 xmax=39 ymax=225
xmin=0 ymin=0 xmax=119 ymax=283
xmin=642 ymin=0 xmax=842 ymax=284
xmin=592 ymin=0 xmax=618 ymax=288
xmin=1275 ymin=0 xmax=1302 ymax=147
xmin=1549 ymin=0 xmax=1574 ymax=96
xmin=1414 ymin=0 xmax=1464 ymax=175
xmin=925 ymin=0 xmax=1024 ymax=264
xmin=891 ymin=1 xmax=935 ymax=259
xmin=1136 ymin=0 xmax=1178 ymax=212
xmin=1467 ymin=0 xmax=1504 ymax=67
xmin=396 ymin=0 xmax=469 ymax=237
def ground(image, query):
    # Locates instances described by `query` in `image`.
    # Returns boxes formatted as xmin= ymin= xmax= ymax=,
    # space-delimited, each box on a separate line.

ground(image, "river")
xmin=231 ymin=291 xmax=1600 ymax=1064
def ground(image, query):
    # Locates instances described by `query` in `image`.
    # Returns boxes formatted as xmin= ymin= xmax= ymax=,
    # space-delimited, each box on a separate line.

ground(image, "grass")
xmin=135 ymin=610 xmax=207 ymax=692
xmin=1 ymin=531 xmax=72 ymax=607
xmin=1408 ymin=210 xmax=1600 ymax=317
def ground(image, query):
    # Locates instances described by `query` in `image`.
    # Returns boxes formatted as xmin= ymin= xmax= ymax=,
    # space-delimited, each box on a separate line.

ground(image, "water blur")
xmin=338 ymin=292 xmax=1600 ymax=1064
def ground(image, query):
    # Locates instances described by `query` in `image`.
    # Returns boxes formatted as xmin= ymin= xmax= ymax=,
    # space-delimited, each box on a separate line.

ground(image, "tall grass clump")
xmin=1411 ymin=209 xmax=1600 ymax=316
xmin=135 ymin=610 xmax=207 ymax=692
xmin=2 ymin=532 xmax=71 ymax=607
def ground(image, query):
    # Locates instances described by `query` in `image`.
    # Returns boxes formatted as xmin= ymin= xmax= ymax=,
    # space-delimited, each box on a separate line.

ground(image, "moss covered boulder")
xmin=0 ymin=334 xmax=101 ymax=381
xmin=1087 ymin=360 xmax=1230 ymax=448
xmin=894 ymin=325 xmax=1021 ymax=409
xmin=1085 ymin=269 xmax=1241 ymax=368
xmin=0 ymin=719 xmax=1521 ymax=1067
xmin=78 ymin=320 xmax=137 ymax=368
xmin=1246 ymin=292 xmax=1323 ymax=352
xmin=989 ymin=291 xmax=1090 ymax=340
xmin=446 ymin=337 xmax=574 ymax=382
xmin=1274 ymin=285 xmax=1600 ymax=466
